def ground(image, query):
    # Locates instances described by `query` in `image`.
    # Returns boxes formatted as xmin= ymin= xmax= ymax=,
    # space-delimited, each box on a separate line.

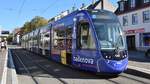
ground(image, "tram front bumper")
xmin=98 ymin=58 xmax=128 ymax=74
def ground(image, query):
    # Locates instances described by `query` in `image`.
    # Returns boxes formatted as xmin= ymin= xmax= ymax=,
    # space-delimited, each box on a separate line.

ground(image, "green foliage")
xmin=30 ymin=16 xmax=48 ymax=30
xmin=7 ymin=34 xmax=13 ymax=42
xmin=22 ymin=21 xmax=31 ymax=34
xmin=48 ymin=17 xmax=55 ymax=23
xmin=22 ymin=16 xmax=48 ymax=34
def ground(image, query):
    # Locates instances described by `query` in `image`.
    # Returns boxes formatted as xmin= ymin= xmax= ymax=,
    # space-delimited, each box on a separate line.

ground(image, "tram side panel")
xmin=21 ymin=10 xmax=128 ymax=74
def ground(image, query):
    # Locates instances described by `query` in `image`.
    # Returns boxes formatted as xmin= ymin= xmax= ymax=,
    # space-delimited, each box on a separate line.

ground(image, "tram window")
xmin=66 ymin=28 xmax=72 ymax=49
xmin=53 ymin=29 xmax=66 ymax=50
xmin=44 ymin=33 xmax=50 ymax=48
xmin=77 ymin=22 xmax=96 ymax=49
xmin=45 ymin=34 xmax=49 ymax=37
xmin=40 ymin=34 xmax=43 ymax=48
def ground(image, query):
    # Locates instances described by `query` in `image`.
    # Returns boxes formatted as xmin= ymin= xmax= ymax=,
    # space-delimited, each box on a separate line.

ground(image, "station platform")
xmin=0 ymin=46 xmax=18 ymax=84
xmin=0 ymin=49 xmax=7 ymax=84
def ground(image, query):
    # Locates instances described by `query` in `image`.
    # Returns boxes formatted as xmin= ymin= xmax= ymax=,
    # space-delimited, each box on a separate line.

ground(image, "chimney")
xmin=92 ymin=0 xmax=96 ymax=5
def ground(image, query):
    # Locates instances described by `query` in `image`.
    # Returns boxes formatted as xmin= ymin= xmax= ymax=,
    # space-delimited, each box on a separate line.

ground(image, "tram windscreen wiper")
xmin=114 ymin=35 xmax=122 ymax=51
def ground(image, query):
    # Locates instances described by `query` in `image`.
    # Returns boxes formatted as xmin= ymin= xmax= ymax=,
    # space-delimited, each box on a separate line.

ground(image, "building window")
xmin=130 ymin=0 xmax=135 ymax=8
xmin=123 ymin=16 xmax=128 ymax=26
xmin=143 ymin=10 xmax=150 ymax=23
xmin=132 ymin=13 xmax=138 ymax=25
xmin=144 ymin=0 xmax=150 ymax=3
xmin=143 ymin=33 xmax=150 ymax=46
xmin=120 ymin=2 xmax=124 ymax=11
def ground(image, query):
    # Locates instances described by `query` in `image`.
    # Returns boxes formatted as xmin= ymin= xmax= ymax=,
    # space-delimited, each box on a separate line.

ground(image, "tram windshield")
xmin=94 ymin=22 xmax=125 ymax=50
xmin=90 ymin=10 xmax=125 ymax=50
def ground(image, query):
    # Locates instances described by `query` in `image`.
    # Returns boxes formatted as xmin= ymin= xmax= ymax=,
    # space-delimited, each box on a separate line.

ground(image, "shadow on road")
xmin=128 ymin=50 xmax=150 ymax=63
xmin=8 ymin=49 xmax=119 ymax=81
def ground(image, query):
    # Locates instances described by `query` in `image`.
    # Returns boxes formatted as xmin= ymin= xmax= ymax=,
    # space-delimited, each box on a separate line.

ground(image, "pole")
xmin=101 ymin=0 xmax=104 ymax=10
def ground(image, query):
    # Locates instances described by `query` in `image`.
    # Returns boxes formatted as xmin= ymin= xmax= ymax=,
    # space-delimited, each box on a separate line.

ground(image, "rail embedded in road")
xmin=10 ymin=49 xmax=150 ymax=84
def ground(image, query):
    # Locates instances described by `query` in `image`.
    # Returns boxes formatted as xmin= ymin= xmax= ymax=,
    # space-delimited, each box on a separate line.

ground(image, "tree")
xmin=22 ymin=16 xmax=48 ymax=34
xmin=22 ymin=21 xmax=32 ymax=34
xmin=48 ymin=17 xmax=55 ymax=23
xmin=7 ymin=34 xmax=13 ymax=43
xmin=30 ymin=16 xmax=48 ymax=30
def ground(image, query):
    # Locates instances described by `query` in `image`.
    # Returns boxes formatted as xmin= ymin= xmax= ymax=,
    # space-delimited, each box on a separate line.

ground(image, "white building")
xmin=94 ymin=0 xmax=117 ymax=12
xmin=50 ymin=0 xmax=116 ymax=22
xmin=87 ymin=0 xmax=117 ymax=12
xmin=115 ymin=0 xmax=150 ymax=51
xmin=12 ymin=28 xmax=21 ymax=44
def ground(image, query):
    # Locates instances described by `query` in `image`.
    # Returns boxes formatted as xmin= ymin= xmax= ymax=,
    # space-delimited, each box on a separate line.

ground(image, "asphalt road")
xmin=11 ymin=49 xmax=150 ymax=84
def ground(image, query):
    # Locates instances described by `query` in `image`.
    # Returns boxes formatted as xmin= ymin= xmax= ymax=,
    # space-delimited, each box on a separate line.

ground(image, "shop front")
xmin=125 ymin=28 xmax=145 ymax=51
xmin=138 ymin=32 xmax=150 ymax=51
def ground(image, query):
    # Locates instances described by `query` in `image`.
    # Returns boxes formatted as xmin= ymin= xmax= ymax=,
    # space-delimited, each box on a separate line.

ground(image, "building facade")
xmin=87 ymin=0 xmax=117 ymax=12
xmin=115 ymin=0 xmax=150 ymax=51
xmin=49 ymin=0 xmax=116 ymax=23
xmin=12 ymin=28 xmax=21 ymax=44
xmin=94 ymin=0 xmax=117 ymax=12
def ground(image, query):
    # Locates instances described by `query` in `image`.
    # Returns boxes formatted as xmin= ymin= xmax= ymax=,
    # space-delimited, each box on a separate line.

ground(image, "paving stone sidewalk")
xmin=128 ymin=51 xmax=150 ymax=70
xmin=0 ymin=49 xmax=7 ymax=83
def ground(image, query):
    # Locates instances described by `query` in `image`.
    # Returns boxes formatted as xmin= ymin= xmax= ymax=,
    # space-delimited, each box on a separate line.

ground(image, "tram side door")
xmin=72 ymin=20 xmax=97 ymax=71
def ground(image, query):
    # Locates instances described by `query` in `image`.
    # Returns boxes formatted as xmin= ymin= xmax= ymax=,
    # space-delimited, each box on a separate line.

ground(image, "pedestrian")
xmin=1 ymin=40 xmax=7 ymax=50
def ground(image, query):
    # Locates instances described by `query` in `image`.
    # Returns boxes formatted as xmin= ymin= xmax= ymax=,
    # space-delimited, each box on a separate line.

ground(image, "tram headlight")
xmin=122 ymin=51 xmax=128 ymax=58
xmin=108 ymin=56 xmax=111 ymax=59
xmin=105 ymin=55 xmax=112 ymax=59
xmin=106 ymin=56 xmax=108 ymax=58
xmin=124 ymin=55 xmax=127 ymax=57
xmin=101 ymin=52 xmax=114 ymax=60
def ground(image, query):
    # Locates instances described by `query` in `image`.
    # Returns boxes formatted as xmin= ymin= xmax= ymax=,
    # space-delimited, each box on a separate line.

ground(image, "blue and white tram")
xmin=22 ymin=9 xmax=128 ymax=74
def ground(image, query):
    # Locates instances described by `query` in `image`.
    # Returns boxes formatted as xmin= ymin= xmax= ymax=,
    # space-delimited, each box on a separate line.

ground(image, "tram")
xmin=21 ymin=9 xmax=128 ymax=74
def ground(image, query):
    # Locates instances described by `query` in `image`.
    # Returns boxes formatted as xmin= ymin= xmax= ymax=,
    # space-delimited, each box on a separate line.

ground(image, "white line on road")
xmin=128 ymin=65 xmax=150 ymax=74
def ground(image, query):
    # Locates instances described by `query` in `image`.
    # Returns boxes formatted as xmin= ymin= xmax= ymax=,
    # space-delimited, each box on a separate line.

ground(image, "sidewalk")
xmin=129 ymin=51 xmax=150 ymax=61
xmin=127 ymin=51 xmax=150 ymax=78
xmin=128 ymin=51 xmax=150 ymax=70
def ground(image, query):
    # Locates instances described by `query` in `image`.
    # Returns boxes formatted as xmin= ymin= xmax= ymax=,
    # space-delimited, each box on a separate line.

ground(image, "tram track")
xmin=12 ymin=49 xmax=68 ymax=84
xmin=21 ymin=49 xmax=150 ymax=84
xmin=11 ymin=49 xmax=150 ymax=84
xmin=19 ymin=50 xmax=118 ymax=84
xmin=11 ymin=50 xmax=39 ymax=84
xmin=21 ymin=50 xmax=68 ymax=84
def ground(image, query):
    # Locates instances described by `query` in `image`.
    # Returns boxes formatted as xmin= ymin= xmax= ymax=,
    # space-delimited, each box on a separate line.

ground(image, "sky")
xmin=0 ymin=0 xmax=118 ymax=32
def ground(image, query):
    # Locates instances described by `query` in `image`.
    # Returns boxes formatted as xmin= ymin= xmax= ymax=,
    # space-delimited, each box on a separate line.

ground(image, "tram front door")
xmin=72 ymin=20 xmax=98 ymax=72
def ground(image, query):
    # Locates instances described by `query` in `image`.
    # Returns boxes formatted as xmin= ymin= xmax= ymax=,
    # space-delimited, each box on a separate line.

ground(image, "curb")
xmin=124 ymin=65 xmax=150 ymax=79
xmin=1 ymin=49 xmax=8 ymax=84
xmin=8 ymin=49 xmax=18 ymax=84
